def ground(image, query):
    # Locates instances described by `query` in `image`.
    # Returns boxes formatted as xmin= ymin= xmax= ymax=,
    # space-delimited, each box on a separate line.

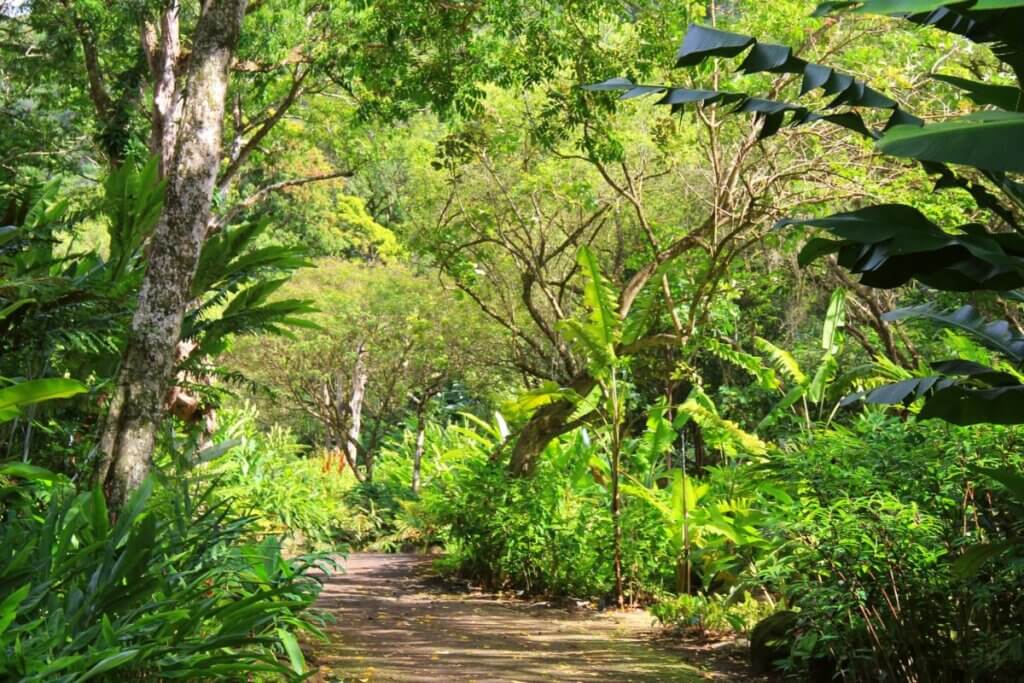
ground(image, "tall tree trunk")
xmin=96 ymin=0 xmax=248 ymax=508
xmin=329 ymin=376 xmax=363 ymax=481
xmin=411 ymin=405 xmax=426 ymax=494
xmin=348 ymin=343 xmax=369 ymax=480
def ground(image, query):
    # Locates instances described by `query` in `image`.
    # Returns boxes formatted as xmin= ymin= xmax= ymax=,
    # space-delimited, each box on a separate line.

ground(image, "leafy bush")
xmin=409 ymin=413 xmax=614 ymax=593
xmin=203 ymin=404 xmax=354 ymax=551
xmin=0 ymin=470 xmax=329 ymax=681
xmin=756 ymin=416 xmax=1024 ymax=680
xmin=650 ymin=591 xmax=777 ymax=636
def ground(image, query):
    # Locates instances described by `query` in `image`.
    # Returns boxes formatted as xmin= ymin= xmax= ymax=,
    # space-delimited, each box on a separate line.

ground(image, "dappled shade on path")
xmin=312 ymin=553 xmax=739 ymax=682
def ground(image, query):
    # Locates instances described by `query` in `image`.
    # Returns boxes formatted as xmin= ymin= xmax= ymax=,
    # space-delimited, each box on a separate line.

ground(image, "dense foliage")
xmin=3 ymin=0 xmax=1024 ymax=680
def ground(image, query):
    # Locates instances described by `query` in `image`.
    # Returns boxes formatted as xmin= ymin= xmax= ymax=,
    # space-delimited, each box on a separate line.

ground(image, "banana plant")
xmin=708 ymin=288 xmax=845 ymax=432
xmin=560 ymin=245 xmax=629 ymax=607
xmin=503 ymin=245 xmax=630 ymax=605
xmin=623 ymin=467 xmax=759 ymax=593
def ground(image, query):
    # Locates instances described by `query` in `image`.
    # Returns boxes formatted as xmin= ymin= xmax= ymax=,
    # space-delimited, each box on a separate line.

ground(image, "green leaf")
xmin=952 ymin=542 xmax=1013 ymax=578
xmin=821 ymin=288 xmax=846 ymax=353
xmin=755 ymin=337 xmax=806 ymax=384
xmin=100 ymin=615 xmax=116 ymax=647
xmin=757 ymin=383 xmax=809 ymax=431
xmin=797 ymin=238 xmax=844 ymax=267
xmin=706 ymin=505 xmax=744 ymax=544
xmin=0 ymin=298 xmax=35 ymax=321
xmin=502 ymin=382 xmax=580 ymax=423
xmin=278 ymin=628 xmax=306 ymax=674
xmin=0 ymin=462 xmax=58 ymax=481
xmin=675 ymin=24 xmax=754 ymax=67
xmin=931 ymin=74 xmax=1023 ymax=111
xmin=578 ymin=245 xmax=619 ymax=352
xmin=863 ymin=376 xmax=944 ymax=405
xmin=877 ymin=113 xmax=1024 ymax=172
xmin=807 ymin=353 xmax=839 ymax=403
xmin=0 ymin=378 xmax=87 ymax=421
xmin=705 ymin=338 xmax=780 ymax=390
xmin=638 ymin=404 xmax=677 ymax=466
xmin=622 ymin=481 xmax=675 ymax=526
xmin=0 ymin=584 xmax=29 ymax=637
xmin=559 ymin=246 xmax=621 ymax=372
xmin=918 ymin=384 xmax=1024 ymax=424
xmin=884 ymin=304 xmax=1024 ymax=362
xmin=972 ymin=465 xmax=1024 ymax=502
xmin=568 ymin=386 xmax=602 ymax=422
xmin=818 ymin=0 xmax=1024 ymax=15
xmin=197 ymin=438 xmax=241 ymax=464
xmin=76 ymin=649 xmax=139 ymax=682
xmin=787 ymin=205 xmax=1024 ymax=291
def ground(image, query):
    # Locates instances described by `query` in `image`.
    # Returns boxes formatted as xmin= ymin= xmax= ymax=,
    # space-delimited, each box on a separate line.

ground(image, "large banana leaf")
xmin=817 ymin=1 xmax=1024 ymax=14
xmin=930 ymin=74 xmax=1023 ymax=111
xmin=558 ymin=245 xmax=621 ymax=372
xmin=807 ymin=353 xmax=839 ymax=404
xmin=636 ymin=403 xmax=677 ymax=469
xmin=578 ymin=245 xmax=619 ymax=353
xmin=784 ymin=204 xmax=1024 ymax=291
xmin=883 ymin=304 xmax=1024 ymax=362
xmin=919 ymin=384 xmax=1024 ymax=424
xmin=821 ymin=288 xmax=847 ymax=354
xmin=878 ymin=113 xmax=1024 ymax=172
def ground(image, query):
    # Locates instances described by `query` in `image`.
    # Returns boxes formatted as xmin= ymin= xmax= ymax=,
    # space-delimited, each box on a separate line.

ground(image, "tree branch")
xmin=209 ymin=170 xmax=351 ymax=232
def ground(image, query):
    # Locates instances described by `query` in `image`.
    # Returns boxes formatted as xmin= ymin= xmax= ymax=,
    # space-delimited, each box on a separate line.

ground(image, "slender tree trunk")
xmin=680 ymin=427 xmax=692 ymax=594
xmin=608 ymin=371 xmax=625 ymax=609
xmin=690 ymin=422 xmax=706 ymax=477
xmin=348 ymin=342 xmax=369 ymax=479
xmin=142 ymin=1 xmax=182 ymax=177
xmin=611 ymin=444 xmax=624 ymax=608
xmin=96 ymin=0 xmax=248 ymax=508
xmin=411 ymin=405 xmax=426 ymax=494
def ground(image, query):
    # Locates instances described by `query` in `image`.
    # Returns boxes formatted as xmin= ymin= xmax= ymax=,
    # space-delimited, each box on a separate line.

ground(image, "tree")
xmin=95 ymin=0 xmax=249 ymax=506
xmin=230 ymin=259 xmax=502 ymax=482
xmin=476 ymin=5 xmax=918 ymax=475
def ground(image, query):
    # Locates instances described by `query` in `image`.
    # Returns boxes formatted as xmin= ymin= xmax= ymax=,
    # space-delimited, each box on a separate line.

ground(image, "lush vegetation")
xmin=3 ymin=0 xmax=1024 ymax=680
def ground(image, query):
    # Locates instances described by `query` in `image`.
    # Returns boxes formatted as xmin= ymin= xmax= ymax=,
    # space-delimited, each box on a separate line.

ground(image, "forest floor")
xmin=309 ymin=553 xmax=762 ymax=682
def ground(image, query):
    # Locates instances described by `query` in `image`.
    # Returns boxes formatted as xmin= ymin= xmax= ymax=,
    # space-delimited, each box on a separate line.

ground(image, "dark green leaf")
xmin=675 ymin=25 xmax=754 ymax=67
xmin=878 ymin=113 xmax=1024 ymax=172
xmin=884 ymin=304 xmax=1024 ymax=361
xmin=931 ymin=74 xmax=1023 ymax=111
xmin=952 ymin=541 xmax=1013 ymax=577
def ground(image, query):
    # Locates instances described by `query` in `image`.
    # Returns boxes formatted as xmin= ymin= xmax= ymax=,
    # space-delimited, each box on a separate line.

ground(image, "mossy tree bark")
xmin=96 ymin=0 xmax=248 ymax=508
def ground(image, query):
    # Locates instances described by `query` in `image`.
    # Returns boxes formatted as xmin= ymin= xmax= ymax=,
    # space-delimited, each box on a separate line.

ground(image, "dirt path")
xmin=311 ymin=553 xmax=756 ymax=682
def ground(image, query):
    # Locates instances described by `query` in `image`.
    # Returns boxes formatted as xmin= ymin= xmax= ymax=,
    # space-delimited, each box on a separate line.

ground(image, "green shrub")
xmin=650 ymin=591 xmax=778 ymax=636
xmin=756 ymin=415 xmax=1024 ymax=680
xmin=203 ymin=405 xmax=354 ymax=551
xmin=0 ymin=470 xmax=329 ymax=681
xmin=411 ymin=419 xmax=617 ymax=596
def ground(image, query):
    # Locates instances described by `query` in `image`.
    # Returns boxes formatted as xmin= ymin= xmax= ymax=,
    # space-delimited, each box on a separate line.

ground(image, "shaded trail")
xmin=312 ymin=553 xmax=755 ymax=682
